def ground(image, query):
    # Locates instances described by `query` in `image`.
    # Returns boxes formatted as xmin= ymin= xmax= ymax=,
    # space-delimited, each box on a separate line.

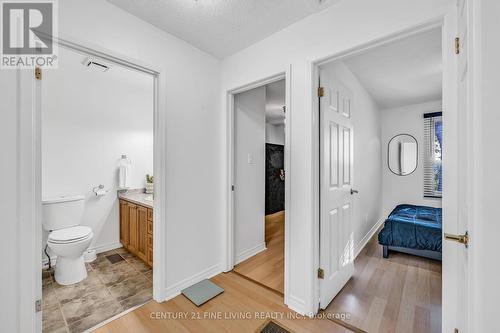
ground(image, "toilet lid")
xmin=48 ymin=226 xmax=92 ymax=243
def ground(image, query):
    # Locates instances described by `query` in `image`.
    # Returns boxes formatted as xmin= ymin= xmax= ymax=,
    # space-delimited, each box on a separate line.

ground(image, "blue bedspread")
xmin=378 ymin=204 xmax=442 ymax=252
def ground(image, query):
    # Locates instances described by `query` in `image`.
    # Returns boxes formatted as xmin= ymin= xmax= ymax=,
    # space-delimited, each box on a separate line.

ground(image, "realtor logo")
xmin=1 ymin=0 xmax=58 ymax=68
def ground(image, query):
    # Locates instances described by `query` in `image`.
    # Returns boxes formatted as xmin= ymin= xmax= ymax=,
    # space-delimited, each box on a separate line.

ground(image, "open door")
xmin=318 ymin=69 xmax=355 ymax=308
xmin=443 ymin=0 xmax=471 ymax=331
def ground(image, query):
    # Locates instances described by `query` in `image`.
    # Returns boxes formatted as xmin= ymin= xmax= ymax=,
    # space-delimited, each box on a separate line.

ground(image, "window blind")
xmin=423 ymin=112 xmax=443 ymax=198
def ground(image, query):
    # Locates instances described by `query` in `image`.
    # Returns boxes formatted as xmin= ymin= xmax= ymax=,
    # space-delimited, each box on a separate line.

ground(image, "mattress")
xmin=378 ymin=204 xmax=442 ymax=252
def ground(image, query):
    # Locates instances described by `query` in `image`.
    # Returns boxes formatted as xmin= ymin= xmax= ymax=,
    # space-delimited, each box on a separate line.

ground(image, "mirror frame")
xmin=387 ymin=133 xmax=418 ymax=176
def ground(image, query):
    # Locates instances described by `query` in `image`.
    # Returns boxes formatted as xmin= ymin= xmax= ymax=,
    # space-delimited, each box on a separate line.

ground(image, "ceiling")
xmin=106 ymin=0 xmax=340 ymax=58
xmin=341 ymin=27 xmax=442 ymax=109
xmin=266 ymin=79 xmax=286 ymax=125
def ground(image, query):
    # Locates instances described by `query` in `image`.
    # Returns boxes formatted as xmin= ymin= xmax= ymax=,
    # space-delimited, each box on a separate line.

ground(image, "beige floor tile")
xmin=67 ymin=300 xmax=123 ymax=333
xmin=119 ymin=288 xmax=152 ymax=309
xmin=94 ymin=261 xmax=137 ymax=286
xmin=108 ymin=275 xmax=152 ymax=302
xmin=60 ymin=287 xmax=114 ymax=324
xmin=53 ymin=270 xmax=104 ymax=304
xmin=43 ymin=248 xmax=152 ymax=332
xmin=42 ymin=303 xmax=66 ymax=333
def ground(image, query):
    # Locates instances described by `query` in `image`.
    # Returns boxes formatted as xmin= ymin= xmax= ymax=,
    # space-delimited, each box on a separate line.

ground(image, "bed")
xmin=377 ymin=204 xmax=442 ymax=260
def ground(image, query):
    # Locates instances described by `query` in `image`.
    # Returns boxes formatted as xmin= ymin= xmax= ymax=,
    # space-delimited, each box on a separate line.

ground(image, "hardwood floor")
xmin=94 ymin=217 xmax=441 ymax=333
xmin=94 ymin=271 xmax=353 ymax=333
xmin=233 ymin=211 xmax=285 ymax=294
xmin=324 ymin=233 xmax=442 ymax=333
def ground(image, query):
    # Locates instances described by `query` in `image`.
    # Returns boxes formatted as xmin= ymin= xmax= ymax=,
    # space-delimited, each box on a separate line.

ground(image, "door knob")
xmin=350 ymin=189 xmax=359 ymax=195
xmin=444 ymin=231 xmax=469 ymax=248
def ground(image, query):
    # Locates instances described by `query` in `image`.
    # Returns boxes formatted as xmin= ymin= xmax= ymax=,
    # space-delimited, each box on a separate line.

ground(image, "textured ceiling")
xmin=341 ymin=27 xmax=442 ymax=109
xmin=106 ymin=0 xmax=340 ymax=58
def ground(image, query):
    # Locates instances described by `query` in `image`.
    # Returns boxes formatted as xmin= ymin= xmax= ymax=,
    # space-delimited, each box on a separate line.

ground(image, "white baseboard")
xmin=92 ymin=241 xmax=123 ymax=254
xmin=354 ymin=217 xmax=385 ymax=259
xmin=287 ymin=294 xmax=308 ymax=316
xmin=235 ymin=242 xmax=267 ymax=265
xmin=163 ymin=263 xmax=222 ymax=301
xmin=42 ymin=241 xmax=122 ymax=268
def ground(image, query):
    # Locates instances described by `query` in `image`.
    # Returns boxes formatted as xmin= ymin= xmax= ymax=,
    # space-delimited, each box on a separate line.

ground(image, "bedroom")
xmin=317 ymin=26 xmax=444 ymax=331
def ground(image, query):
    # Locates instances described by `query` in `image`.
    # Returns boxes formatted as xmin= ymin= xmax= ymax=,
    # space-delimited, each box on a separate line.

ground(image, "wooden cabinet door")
xmin=147 ymin=208 xmax=153 ymax=267
xmin=136 ymin=206 xmax=148 ymax=261
xmin=128 ymin=204 xmax=138 ymax=252
xmin=147 ymin=243 xmax=153 ymax=267
xmin=119 ymin=200 xmax=130 ymax=248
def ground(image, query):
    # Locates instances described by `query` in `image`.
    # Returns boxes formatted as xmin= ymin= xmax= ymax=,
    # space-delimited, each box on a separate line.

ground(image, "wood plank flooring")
xmin=233 ymin=211 xmax=285 ymax=294
xmin=94 ymin=271 xmax=353 ymax=333
xmin=324 ymin=233 xmax=442 ymax=333
xmin=94 ymin=216 xmax=441 ymax=333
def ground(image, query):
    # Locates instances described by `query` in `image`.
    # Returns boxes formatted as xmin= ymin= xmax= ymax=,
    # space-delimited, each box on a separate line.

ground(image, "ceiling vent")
xmin=82 ymin=58 xmax=110 ymax=72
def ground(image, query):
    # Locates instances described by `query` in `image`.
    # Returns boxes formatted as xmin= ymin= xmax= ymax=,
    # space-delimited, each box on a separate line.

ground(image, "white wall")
xmin=266 ymin=123 xmax=285 ymax=145
xmin=234 ymin=87 xmax=266 ymax=263
xmin=321 ymin=61 xmax=383 ymax=253
xmin=58 ymin=0 xmax=222 ymax=300
xmin=0 ymin=0 xmax=221 ymax=329
xmin=381 ymin=100 xmax=442 ymax=216
xmin=41 ymin=47 xmax=153 ymax=257
xmin=0 ymin=69 xmax=22 ymax=333
xmin=472 ymin=1 xmax=500 ymax=331
xmin=221 ymin=0 xmax=452 ymax=314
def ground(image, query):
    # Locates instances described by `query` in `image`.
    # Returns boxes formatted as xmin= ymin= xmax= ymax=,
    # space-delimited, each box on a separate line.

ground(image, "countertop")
xmin=118 ymin=189 xmax=154 ymax=209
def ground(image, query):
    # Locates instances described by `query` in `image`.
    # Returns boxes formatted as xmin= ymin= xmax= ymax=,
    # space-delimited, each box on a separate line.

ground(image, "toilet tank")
xmin=42 ymin=195 xmax=85 ymax=231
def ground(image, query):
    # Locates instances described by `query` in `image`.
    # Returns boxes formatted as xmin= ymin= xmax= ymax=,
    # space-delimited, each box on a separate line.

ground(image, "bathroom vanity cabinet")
xmin=119 ymin=199 xmax=153 ymax=267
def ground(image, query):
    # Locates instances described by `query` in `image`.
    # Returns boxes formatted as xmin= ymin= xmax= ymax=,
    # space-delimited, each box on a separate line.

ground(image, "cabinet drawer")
xmin=147 ymin=219 xmax=153 ymax=235
xmin=148 ymin=234 xmax=153 ymax=248
xmin=147 ymin=208 xmax=153 ymax=222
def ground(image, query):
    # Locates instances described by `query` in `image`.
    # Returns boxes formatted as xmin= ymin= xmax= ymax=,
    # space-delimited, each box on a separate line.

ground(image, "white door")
xmin=319 ymin=69 xmax=355 ymax=308
xmin=443 ymin=0 xmax=471 ymax=331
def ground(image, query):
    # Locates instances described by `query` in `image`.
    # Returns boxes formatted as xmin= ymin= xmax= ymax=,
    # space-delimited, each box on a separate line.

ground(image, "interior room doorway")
xmin=314 ymin=25 xmax=450 ymax=333
xmin=39 ymin=44 xmax=156 ymax=333
xmin=226 ymin=73 xmax=290 ymax=298
xmin=232 ymin=79 xmax=286 ymax=294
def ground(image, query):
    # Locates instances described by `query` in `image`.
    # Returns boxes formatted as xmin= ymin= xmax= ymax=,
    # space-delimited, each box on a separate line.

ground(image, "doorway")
xmin=40 ymin=44 xmax=155 ymax=333
xmin=314 ymin=25 xmax=449 ymax=332
xmin=226 ymin=73 xmax=290 ymax=298
xmin=232 ymin=79 xmax=286 ymax=294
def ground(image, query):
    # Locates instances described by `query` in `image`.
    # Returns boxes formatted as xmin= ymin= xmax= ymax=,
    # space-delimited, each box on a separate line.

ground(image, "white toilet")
xmin=42 ymin=195 xmax=94 ymax=285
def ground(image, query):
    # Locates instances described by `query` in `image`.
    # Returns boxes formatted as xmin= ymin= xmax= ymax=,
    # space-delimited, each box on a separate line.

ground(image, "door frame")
xmin=224 ymin=66 xmax=291 ymax=304
xmin=21 ymin=32 xmax=168 ymax=332
xmin=308 ymin=13 xmax=468 ymax=325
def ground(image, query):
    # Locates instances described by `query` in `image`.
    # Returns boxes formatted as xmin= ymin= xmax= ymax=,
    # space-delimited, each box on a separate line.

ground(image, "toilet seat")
xmin=48 ymin=226 xmax=92 ymax=244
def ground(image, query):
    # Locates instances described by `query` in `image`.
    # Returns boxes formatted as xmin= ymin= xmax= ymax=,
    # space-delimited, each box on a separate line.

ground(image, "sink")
xmin=144 ymin=195 xmax=154 ymax=202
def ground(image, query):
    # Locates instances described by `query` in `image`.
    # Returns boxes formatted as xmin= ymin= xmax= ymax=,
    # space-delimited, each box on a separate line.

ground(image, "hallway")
xmin=234 ymin=211 xmax=285 ymax=294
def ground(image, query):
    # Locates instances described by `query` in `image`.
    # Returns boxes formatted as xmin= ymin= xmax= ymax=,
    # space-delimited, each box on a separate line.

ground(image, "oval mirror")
xmin=388 ymin=134 xmax=418 ymax=176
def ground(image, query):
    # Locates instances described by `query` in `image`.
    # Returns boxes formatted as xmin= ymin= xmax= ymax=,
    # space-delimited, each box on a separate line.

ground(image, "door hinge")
xmin=317 ymin=86 xmax=324 ymax=97
xmin=455 ymin=37 xmax=460 ymax=55
xmin=35 ymin=299 xmax=41 ymax=312
xmin=317 ymin=267 xmax=324 ymax=279
xmin=35 ymin=67 xmax=42 ymax=80
xmin=231 ymin=185 xmax=235 ymax=191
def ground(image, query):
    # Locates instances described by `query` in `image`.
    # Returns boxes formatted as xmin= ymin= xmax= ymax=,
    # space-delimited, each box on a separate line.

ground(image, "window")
xmin=424 ymin=112 xmax=442 ymax=198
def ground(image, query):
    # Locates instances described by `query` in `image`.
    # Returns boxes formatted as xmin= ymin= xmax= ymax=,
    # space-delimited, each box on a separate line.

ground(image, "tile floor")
xmin=42 ymin=247 xmax=152 ymax=333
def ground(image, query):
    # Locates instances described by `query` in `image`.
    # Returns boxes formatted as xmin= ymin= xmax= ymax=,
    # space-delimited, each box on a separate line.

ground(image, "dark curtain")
xmin=265 ymin=143 xmax=285 ymax=215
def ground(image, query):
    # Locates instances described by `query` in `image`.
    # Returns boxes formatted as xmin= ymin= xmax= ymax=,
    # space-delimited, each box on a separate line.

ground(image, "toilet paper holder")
xmin=93 ymin=184 xmax=108 ymax=196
